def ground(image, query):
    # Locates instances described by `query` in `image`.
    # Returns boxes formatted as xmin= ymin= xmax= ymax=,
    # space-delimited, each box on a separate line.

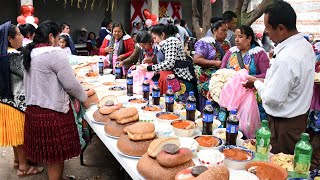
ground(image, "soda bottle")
xmin=202 ymin=100 xmax=214 ymax=135
xmin=98 ymin=57 xmax=104 ymax=76
xmin=165 ymin=86 xmax=174 ymax=112
xmin=186 ymin=91 xmax=196 ymax=121
xmin=142 ymin=77 xmax=150 ymax=100
xmin=218 ymin=107 xmax=227 ymax=128
xmin=115 ymin=63 xmax=122 ymax=79
xmin=152 ymin=81 xmax=160 ymax=105
xmin=126 ymin=71 xmax=133 ymax=96
xmin=294 ymin=133 xmax=313 ymax=178
xmin=226 ymin=109 xmax=239 ymax=145
xmin=255 ymin=120 xmax=271 ymax=161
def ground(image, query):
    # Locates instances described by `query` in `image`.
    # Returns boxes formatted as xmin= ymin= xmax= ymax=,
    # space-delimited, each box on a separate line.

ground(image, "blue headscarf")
xmin=0 ymin=21 xmax=12 ymax=99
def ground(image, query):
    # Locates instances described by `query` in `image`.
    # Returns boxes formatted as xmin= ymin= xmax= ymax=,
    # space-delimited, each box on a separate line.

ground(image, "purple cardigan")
xmin=221 ymin=46 xmax=270 ymax=78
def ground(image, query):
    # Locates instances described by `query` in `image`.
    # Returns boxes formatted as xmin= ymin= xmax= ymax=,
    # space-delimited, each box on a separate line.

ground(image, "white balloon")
xmin=25 ymin=16 xmax=35 ymax=24
xmin=145 ymin=19 xmax=152 ymax=27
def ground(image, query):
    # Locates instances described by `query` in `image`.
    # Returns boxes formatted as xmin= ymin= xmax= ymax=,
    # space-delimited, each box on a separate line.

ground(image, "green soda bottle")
xmin=293 ymin=133 xmax=313 ymax=178
xmin=255 ymin=120 xmax=271 ymax=161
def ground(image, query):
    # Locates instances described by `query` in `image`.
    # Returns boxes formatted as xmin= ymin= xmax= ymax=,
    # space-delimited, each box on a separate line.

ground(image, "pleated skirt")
xmin=0 ymin=103 xmax=24 ymax=146
xmin=24 ymin=105 xmax=80 ymax=163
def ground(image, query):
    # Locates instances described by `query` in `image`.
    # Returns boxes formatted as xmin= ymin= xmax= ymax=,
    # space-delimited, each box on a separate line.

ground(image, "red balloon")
xmin=17 ymin=15 xmax=26 ymax=24
xmin=143 ymin=9 xmax=151 ymax=19
xmin=20 ymin=5 xmax=34 ymax=17
xmin=151 ymin=20 xmax=158 ymax=26
xmin=34 ymin=17 xmax=39 ymax=24
xmin=150 ymin=14 xmax=157 ymax=21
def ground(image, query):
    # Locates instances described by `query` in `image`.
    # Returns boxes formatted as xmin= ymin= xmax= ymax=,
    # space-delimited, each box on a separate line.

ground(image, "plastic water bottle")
xmin=255 ymin=120 xmax=271 ymax=161
xmin=186 ymin=91 xmax=196 ymax=121
xmin=126 ymin=71 xmax=133 ymax=96
xmin=226 ymin=109 xmax=239 ymax=145
xmin=294 ymin=133 xmax=313 ymax=178
xmin=165 ymin=86 xmax=174 ymax=112
xmin=202 ymin=100 xmax=214 ymax=135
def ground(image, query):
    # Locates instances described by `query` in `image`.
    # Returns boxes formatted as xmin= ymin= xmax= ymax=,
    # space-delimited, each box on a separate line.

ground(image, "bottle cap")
xmin=230 ymin=109 xmax=237 ymax=114
xmin=301 ymin=133 xmax=310 ymax=141
xmin=261 ymin=120 xmax=268 ymax=127
xmin=189 ymin=91 xmax=194 ymax=96
xmin=205 ymin=100 xmax=211 ymax=105
xmin=168 ymin=86 xmax=172 ymax=90
xmin=154 ymin=81 xmax=158 ymax=85
xmin=128 ymin=70 xmax=131 ymax=74
xmin=144 ymin=77 xmax=148 ymax=80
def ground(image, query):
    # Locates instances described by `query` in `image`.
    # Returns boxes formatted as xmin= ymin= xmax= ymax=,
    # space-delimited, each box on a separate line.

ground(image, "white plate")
xmin=229 ymin=169 xmax=259 ymax=180
xmin=91 ymin=118 xmax=106 ymax=125
xmin=104 ymin=132 xmax=119 ymax=139
xmin=117 ymin=150 xmax=141 ymax=159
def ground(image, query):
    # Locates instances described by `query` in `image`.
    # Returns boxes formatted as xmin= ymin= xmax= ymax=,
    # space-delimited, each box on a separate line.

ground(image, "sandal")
xmin=17 ymin=166 xmax=44 ymax=176
xmin=13 ymin=160 xmax=19 ymax=169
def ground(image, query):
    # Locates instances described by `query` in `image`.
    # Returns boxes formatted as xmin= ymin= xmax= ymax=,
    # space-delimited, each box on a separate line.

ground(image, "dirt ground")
xmin=0 ymin=136 xmax=131 ymax=180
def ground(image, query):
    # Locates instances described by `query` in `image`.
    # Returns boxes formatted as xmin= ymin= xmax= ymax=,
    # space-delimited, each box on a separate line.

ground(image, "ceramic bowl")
xmin=103 ymin=68 xmax=113 ymax=75
xmin=127 ymin=98 xmax=149 ymax=109
xmin=108 ymin=86 xmax=126 ymax=96
xmin=155 ymin=123 xmax=173 ymax=138
xmin=197 ymin=149 xmax=225 ymax=166
xmin=178 ymin=137 xmax=199 ymax=155
xmin=156 ymin=112 xmax=181 ymax=125
xmin=220 ymin=145 xmax=255 ymax=170
xmin=141 ymin=105 xmax=163 ymax=116
xmin=194 ymin=135 xmax=224 ymax=151
xmin=171 ymin=120 xmax=196 ymax=137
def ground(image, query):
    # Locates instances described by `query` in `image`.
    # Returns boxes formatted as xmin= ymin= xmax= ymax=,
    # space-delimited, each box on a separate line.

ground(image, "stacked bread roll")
xmin=137 ymin=138 xmax=195 ymax=180
xmin=104 ymin=107 xmax=139 ymax=137
xmin=117 ymin=122 xmax=156 ymax=157
xmin=175 ymin=165 xmax=230 ymax=180
xmin=92 ymin=96 xmax=122 ymax=124
xmin=82 ymin=84 xmax=99 ymax=109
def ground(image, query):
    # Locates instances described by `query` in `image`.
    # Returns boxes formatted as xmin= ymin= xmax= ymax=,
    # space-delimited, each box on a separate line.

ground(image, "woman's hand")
xmin=118 ymin=61 xmax=124 ymax=67
xmin=142 ymin=57 xmax=152 ymax=64
xmin=243 ymin=75 xmax=257 ymax=89
xmin=117 ymin=55 xmax=125 ymax=61
xmin=104 ymin=46 xmax=114 ymax=54
xmin=138 ymin=64 xmax=148 ymax=72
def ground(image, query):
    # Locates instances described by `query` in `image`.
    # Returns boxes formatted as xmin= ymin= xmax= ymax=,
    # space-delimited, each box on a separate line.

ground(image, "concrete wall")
xmin=251 ymin=0 xmax=320 ymax=39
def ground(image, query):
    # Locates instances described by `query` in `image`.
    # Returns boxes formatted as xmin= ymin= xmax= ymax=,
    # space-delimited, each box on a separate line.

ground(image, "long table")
xmin=84 ymin=104 xmax=143 ymax=180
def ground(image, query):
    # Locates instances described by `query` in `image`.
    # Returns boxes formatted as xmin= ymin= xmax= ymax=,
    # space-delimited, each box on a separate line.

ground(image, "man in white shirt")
xmin=174 ymin=19 xmax=189 ymax=46
xmin=246 ymin=0 xmax=315 ymax=155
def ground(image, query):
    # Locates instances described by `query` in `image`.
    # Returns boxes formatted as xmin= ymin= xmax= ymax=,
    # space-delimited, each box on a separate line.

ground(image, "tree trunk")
xmin=191 ymin=0 xmax=202 ymax=39
xmin=202 ymin=0 xmax=212 ymax=38
xmin=243 ymin=0 xmax=274 ymax=26
xmin=234 ymin=0 xmax=244 ymax=26
xmin=223 ymin=0 xmax=233 ymax=12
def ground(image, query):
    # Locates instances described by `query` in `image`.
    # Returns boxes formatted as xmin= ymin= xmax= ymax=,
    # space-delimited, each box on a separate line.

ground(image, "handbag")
xmin=236 ymin=51 xmax=245 ymax=69
xmin=166 ymin=75 xmax=181 ymax=92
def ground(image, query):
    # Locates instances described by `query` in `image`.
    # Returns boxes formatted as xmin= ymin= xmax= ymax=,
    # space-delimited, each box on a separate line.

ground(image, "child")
xmin=59 ymin=35 xmax=72 ymax=55
xmin=87 ymin=32 xmax=99 ymax=55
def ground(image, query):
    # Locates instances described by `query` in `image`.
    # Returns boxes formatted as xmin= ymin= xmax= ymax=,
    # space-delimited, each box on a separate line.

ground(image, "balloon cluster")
xmin=17 ymin=5 xmax=39 ymax=27
xmin=143 ymin=9 xmax=158 ymax=27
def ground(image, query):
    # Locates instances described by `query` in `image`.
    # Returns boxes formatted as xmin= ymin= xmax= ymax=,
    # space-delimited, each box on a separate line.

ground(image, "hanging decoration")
xmin=17 ymin=4 xmax=39 ymax=27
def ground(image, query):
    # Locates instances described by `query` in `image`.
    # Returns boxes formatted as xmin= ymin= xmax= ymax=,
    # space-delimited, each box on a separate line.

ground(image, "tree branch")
xmin=202 ymin=0 xmax=212 ymax=37
xmin=244 ymin=0 xmax=274 ymax=26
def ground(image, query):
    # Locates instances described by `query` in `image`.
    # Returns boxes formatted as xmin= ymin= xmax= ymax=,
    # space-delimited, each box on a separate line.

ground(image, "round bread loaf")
xmin=175 ymin=166 xmax=229 ymax=180
xmin=126 ymin=122 xmax=155 ymax=141
xmin=195 ymin=166 xmax=229 ymax=180
xmin=117 ymin=134 xmax=154 ymax=157
xmin=104 ymin=120 xmax=136 ymax=137
xmin=156 ymin=148 xmax=193 ymax=168
xmin=93 ymin=109 xmax=110 ymax=123
xmin=137 ymin=153 xmax=195 ymax=180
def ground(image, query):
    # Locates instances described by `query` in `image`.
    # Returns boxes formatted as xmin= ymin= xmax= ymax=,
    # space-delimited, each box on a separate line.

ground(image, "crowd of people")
xmin=0 ymin=0 xmax=319 ymax=179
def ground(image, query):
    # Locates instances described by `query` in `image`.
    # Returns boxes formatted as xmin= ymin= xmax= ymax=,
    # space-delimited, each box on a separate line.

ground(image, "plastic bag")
xmin=237 ymin=89 xmax=261 ymax=139
xmin=131 ymin=66 xmax=154 ymax=94
xmin=219 ymin=69 xmax=260 ymax=138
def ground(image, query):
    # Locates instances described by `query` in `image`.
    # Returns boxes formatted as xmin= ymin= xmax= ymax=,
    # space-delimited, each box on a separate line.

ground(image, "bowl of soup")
xmin=246 ymin=161 xmax=288 ymax=180
xmin=127 ymin=98 xmax=149 ymax=109
xmin=171 ymin=120 xmax=196 ymax=137
xmin=194 ymin=135 xmax=224 ymax=150
xmin=220 ymin=145 xmax=255 ymax=170
xmin=156 ymin=112 xmax=180 ymax=125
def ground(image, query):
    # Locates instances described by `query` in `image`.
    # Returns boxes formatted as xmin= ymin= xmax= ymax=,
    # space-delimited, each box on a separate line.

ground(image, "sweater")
xmin=24 ymin=47 xmax=87 ymax=113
